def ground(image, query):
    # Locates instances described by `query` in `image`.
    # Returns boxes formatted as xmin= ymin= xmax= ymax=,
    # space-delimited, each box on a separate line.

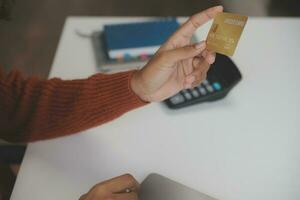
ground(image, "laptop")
xmin=139 ymin=174 xmax=218 ymax=200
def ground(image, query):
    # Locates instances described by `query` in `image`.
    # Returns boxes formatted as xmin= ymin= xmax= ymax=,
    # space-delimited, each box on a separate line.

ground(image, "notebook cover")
xmin=103 ymin=19 xmax=180 ymax=51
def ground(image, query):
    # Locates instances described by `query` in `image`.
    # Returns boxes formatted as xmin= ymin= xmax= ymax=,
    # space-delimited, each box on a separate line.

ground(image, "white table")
xmin=11 ymin=17 xmax=300 ymax=200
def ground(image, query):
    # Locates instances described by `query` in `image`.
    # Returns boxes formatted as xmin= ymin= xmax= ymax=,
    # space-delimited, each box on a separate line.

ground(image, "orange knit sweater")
xmin=0 ymin=69 xmax=147 ymax=143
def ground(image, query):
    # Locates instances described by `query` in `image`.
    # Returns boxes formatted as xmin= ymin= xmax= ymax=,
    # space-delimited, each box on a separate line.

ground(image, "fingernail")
xmin=195 ymin=42 xmax=206 ymax=50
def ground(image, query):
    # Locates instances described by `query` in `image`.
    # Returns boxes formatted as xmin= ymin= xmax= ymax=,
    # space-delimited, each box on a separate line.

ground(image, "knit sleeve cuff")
xmin=90 ymin=70 xmax=149 ymax=118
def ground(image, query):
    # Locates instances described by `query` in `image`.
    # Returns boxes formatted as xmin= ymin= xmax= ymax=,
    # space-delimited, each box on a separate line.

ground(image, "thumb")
xmin=162 ymin=41 xmax=206 ymax=64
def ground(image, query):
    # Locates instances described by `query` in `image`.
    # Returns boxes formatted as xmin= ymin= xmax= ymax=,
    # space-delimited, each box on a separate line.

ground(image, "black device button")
xmin=169 ymin=94 xmax=185 ymax=105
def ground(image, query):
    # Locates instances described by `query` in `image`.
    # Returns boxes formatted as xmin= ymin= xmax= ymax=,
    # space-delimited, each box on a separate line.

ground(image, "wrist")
xmin=130 ymin=70 xmax=150 ymax=102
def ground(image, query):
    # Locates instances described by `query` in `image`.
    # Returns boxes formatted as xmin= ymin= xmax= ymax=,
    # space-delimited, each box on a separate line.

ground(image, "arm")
xmin=0 ymin=69 xmax=146 ymax=143
xmin=1 ymin=6 xmax=222 ymax=145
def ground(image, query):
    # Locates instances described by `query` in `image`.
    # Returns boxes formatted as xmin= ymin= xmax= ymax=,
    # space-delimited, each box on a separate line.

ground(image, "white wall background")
xmin=222 ymin=0 xmax=271 ymax=16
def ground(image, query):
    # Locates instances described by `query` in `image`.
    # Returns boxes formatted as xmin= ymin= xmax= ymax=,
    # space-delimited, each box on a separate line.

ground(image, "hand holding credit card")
xmin=206 ymin=12 xmax=248 ymax=56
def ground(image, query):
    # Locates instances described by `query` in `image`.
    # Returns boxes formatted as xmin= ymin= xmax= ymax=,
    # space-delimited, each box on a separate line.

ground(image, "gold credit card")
xmin=206 ymin=12 xmax=248 ymax=56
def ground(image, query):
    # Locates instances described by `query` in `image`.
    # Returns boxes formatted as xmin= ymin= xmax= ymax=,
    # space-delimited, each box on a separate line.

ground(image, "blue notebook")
xmin=103 ymin=19 xmax=180 ymax=59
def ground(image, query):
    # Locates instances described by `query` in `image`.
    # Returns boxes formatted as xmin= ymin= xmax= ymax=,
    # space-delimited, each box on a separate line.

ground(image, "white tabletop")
xmin=11 ymin=17 xmax=300 ymax=200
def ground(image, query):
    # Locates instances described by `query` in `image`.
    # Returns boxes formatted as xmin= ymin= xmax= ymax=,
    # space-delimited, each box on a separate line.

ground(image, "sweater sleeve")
xmin=0 ymin=69 xmax=147 ymax=143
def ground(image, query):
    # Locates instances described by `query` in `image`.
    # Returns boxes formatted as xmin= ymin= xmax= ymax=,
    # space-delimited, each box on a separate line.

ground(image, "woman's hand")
xmin=79 ymin=174 xmax=139 ymax=200
xmin=131 ymin=6 xmax=223 ymax=102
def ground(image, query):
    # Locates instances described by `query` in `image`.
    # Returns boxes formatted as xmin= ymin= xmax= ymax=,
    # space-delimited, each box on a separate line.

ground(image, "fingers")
xmin=113 ymin=192 xmax=138 ymax=200
xmin=193 ymin=50 xmax=215 ymax=70
xmin=171 ymin=6 xmax=223 ymax=40
xmin=192 ymin=56 xmax=205 ymax=68
xmin=79 ymin=174 xmax=139 ymax=200
xmin=102 ymin=174 xmax=140 ymax=193
xmin=160 ymin=41 xmax=206 ymax=66
xmin=202 ymin=50 xmax=216 ymax=64
xmin=184 ymin=51 xmax=216 ymax=88
xmin=184 ymin=64 xmax=209 ymax=88
xmin=183 ymin=75 xmax=196 ymax=88
xmin=192 ymin=62 xmax=210 ymax=86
